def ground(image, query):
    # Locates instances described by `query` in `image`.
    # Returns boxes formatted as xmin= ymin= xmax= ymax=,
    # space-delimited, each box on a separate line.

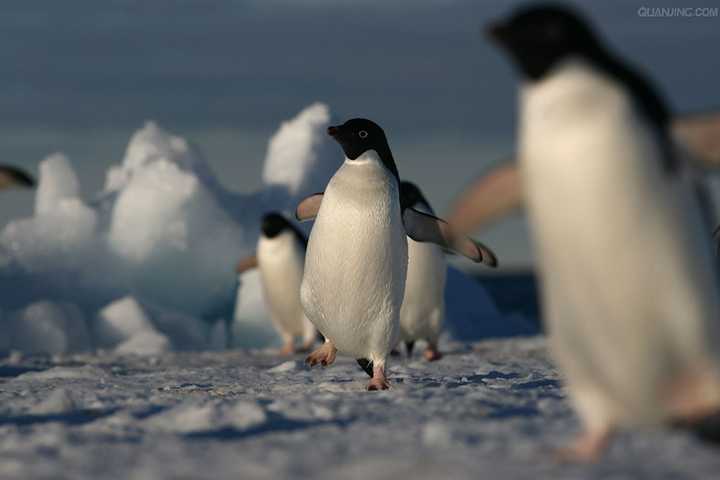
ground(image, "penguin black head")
xmin=260 ymin=212 xmax=308 ymax=247
xmin=327 ymin=118 xmax=400 ymax=183
xmin=261 ymin=212 xmax=293 ymax=238
xmin=486 ymin=4 xmax=601 ymax=81
xmin=487 ymin=3 xmax=673 ymax=171
xmin=399 ymin=181 xmax=434 ymax=214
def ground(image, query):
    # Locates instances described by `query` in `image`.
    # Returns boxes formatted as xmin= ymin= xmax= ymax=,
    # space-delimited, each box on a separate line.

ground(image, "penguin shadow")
xmin=0 ymin=407 xmax=120 ymax=427
xmin=183 ymin=411 xmax=354 ymax=442
xmin=0 ymin=364 xmax=48 ymax=379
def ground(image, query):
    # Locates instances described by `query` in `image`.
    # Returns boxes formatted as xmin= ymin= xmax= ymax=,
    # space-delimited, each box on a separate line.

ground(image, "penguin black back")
xmin=260 ymin=212 xmax=307 ymax=247
xmin=399 ymin=181 xmax=435 ymax=214
xmin=327 ymin=118 xmax=400 ymax=184
xmin=487 ymin=4 xmax=675 ymax=172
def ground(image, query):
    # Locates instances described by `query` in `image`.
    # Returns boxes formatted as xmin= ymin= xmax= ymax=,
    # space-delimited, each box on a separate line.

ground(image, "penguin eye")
xmin=358 ymin=130 xmax=368 ymax=139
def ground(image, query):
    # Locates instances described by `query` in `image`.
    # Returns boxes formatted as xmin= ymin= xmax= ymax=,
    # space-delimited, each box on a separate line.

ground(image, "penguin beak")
xmin=327 ymin=126 xmax=339 ymax=137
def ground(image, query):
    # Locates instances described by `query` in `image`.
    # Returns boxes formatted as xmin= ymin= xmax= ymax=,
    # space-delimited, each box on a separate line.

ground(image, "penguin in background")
xmin=0 ymin=165 xmax=35 ymax=190
xmin=487 ymin=4 xmax=720 ymax=460
xmin=398 ymin=181 xmax=448 ymax=362
xmin=296 ymin=118 xmax=497 ymax=391
xmin=236 ymin=212 xmax=318 ymax=355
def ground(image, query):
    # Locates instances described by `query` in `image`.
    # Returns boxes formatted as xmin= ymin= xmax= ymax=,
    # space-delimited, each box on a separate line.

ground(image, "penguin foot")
xmin=554 ymin=429 xmax=611 ymax=463
xmin=305 ymin=342 xmax=337 ymax=367
xmin=423 ymin=346 xmax=442 ymax=362
xmin=367 ymin=377 xmax=390 ymax=391
xmin=366 ymin=365 xmax=390 ymax=391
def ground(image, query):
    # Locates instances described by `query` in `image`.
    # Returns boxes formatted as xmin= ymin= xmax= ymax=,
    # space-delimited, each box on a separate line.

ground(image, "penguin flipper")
xmin=0 ymin=165 xmax=35 ymax=190
xmin=295 ymin=192 xmax=324 ymax=222
xmin=235 ymin=254 xmax=258 ymax=274
xmin=402 ymin=208 xmax=498 ymax=267
xmin=672 ymin=109 xmax=720 ymax=168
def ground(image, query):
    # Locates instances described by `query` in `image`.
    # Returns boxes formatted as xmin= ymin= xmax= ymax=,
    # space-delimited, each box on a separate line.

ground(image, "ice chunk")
xmin=115 ymin=331 xmax=170 ymax=356
xmin=108 ymin=158 xmax=242 ymax=315
xmin=2 ymin=301 xmax=90 ymax=354
xmin=1 ymin=155 xmax=97 ymax=271
xmin=30 ymin=388 xmax=80 ymax=415
xmin=97 ymin=297 xmax=170 ymax=355
xmin=34 ymin=153 xmax=81 ymax=215
xmin=146 ymin=400 xmax=266 ymax=433
xmin=105 ymin=121 xmax=219 ymax=193
xmin=268 ymin=360 xmax=301 ymax=373
xmin=18 ymin=365 xmax=106 ymax=381
xmin=262 ymin=102 xmax=341 ymax=206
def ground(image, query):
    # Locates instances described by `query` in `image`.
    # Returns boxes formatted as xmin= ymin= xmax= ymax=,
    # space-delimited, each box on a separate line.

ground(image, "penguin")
xmin=0 ymin=165 xmax=35 ymax=190
xmin=297 ymin=118 xmax=497 ymax=390
xmin=398 ymin=181 xmax=447 ymax=362
xmin=236 ymin=212 xmax=318 ymax=355
xmin=487 ymin=4 xmax=720 ymax=460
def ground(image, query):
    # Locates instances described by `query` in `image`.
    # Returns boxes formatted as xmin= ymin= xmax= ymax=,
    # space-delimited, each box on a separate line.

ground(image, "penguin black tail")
xmin=356 ymin=358 xmax=374 ymax=377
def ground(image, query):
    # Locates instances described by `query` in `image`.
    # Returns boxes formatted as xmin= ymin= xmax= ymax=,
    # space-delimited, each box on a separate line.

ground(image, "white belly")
xmin=301 ymin=153 xmax=407 ymax=361
xmin=399 ymin=236 xmax=446 ymax=342
xmin=257 ymin=232 xmax=307 ymax=338
xmin=521 ymin=60 xmax=720 ymax=425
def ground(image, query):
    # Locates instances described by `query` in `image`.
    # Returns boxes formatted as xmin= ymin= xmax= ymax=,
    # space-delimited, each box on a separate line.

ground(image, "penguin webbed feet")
xmin=305 ymin=342 xmax=337 ymax=367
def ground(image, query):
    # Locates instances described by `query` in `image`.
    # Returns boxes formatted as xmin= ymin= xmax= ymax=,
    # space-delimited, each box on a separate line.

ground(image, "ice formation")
xmin=0 ymin=102 xmax=531 ymax=355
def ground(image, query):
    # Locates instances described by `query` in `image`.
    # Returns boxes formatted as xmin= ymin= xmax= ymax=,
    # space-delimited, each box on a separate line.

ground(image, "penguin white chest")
xmin=520 ymin=60 xmax=720 ymax=424
xmin=399 ymin=234 xmax=446 ymax=342
xmin=301 ymin=152 xmax=408 ymax=360
xmin=257 ymin=232 xmax=306 ymax=336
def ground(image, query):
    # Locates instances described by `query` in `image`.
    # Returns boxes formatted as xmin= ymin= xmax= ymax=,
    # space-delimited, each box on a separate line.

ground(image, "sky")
xmin=1 ymin=0 xmax=719 ymax=266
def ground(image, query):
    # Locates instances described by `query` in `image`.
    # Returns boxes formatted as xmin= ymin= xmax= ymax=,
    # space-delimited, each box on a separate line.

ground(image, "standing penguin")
xmin=487 ymin=5 xmax=720 ymax=460
xmin=296 ymin=118 xmax=497 ymax=390
xmin=236 ymin=212 xmax=318 ymax=355
xmin=398 ymin=181 xmax=450 ymax=362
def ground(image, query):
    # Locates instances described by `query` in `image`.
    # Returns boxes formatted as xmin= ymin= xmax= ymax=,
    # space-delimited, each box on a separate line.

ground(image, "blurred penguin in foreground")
xmin=485 ymin=3 xmax=720 ymax=461
xmin=236 ymin=212 xmax=318 ymax=355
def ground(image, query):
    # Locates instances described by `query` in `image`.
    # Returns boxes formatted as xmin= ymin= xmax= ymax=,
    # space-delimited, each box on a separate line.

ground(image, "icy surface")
xmin=0 ymin=337 xmax=718 ymax=479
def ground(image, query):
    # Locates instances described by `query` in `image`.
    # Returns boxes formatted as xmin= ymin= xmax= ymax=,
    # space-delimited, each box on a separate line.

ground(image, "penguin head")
xmin=260 ymin=212 xmax=292 ymax=238
xmin=327 ymin=118 xmax=400 ymax=183
xmin=399 ymin=181 xmax=433 ymax=213
xmin=327 ymin=118 xmax=389 ymax=160
xmin=486 ymin=4 xmax=601 ymax=81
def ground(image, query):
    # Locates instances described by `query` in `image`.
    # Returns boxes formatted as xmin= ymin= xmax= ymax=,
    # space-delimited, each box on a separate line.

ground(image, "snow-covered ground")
xmin=1 ymin=336 xmax=719 ymax=479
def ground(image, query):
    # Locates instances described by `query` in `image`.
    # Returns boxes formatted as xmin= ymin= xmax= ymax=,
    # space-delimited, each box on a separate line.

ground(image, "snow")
xmin=0 ymin=101 xmax=530 ymax=357
xmin=0 ymin=104 xmax=343 ymax=354
xmin=1 ymin=337 xmax=719 ymax=479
